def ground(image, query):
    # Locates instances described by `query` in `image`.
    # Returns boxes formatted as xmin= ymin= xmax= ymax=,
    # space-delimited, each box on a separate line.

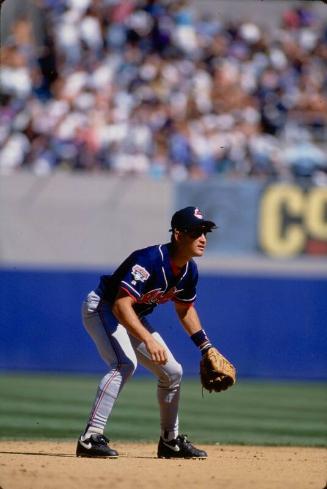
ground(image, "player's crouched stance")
xmin=76 ymin=207 xmax=236 ymax=459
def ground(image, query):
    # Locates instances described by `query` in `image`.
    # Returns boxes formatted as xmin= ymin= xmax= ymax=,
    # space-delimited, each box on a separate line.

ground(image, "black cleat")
xmin=157 ymin=434 xmax=207 ymax=459
xmin=76 ymin=433 xmax=118 ymax=458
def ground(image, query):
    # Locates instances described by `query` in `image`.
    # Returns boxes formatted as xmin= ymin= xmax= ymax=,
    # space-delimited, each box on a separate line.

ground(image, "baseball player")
xmin=76 ymin=206 xmax=222 ymax=459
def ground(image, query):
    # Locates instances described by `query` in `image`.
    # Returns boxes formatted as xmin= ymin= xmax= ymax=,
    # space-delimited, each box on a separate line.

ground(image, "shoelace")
xmin=95 ymin=434 xmax=110 ymax=445
xmin=177 ymin=434 xmax=192 ymax=447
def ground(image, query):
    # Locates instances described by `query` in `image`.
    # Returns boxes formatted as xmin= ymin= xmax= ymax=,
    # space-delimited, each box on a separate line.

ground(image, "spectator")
xmin=1 ymin=0 xmax=326 ymax=181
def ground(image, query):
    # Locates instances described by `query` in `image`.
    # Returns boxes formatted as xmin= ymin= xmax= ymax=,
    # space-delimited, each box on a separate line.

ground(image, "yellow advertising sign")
xmin=259 ymin=185 xmax=327 ymax=257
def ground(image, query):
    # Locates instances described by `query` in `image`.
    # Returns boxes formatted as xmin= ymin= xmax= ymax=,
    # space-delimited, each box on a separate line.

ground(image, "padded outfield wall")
xmin=0 ymin=174 xmax=326 ymax=379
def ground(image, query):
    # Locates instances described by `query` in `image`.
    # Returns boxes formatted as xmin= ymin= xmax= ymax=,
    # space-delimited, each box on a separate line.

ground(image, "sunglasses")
xmin=183 ymin=229 xmax=209 ymax=239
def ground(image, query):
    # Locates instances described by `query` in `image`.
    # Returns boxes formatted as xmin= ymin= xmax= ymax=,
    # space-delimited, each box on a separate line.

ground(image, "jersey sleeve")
xmin=118 ymin=250 xmax=152 ymax=301
xmin=173 ymin=262 xmax=198 ymax=304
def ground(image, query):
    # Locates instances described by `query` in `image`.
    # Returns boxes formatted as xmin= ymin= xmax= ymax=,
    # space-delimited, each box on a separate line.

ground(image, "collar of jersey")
xmin=159 ymin=243 xmax=188 ymax=287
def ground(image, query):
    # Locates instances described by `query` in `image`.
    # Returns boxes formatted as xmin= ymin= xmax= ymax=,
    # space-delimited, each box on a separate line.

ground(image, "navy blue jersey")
xmin=96 ymin=243 xmax=198 ymax=317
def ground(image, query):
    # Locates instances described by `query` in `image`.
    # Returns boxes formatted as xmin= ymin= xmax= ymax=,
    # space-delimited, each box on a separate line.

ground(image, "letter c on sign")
xmin=259 ymin=185 xmax=305 ymax=257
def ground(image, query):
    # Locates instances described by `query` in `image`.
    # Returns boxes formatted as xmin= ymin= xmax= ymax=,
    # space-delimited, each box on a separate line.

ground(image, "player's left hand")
xmin=200 ymin=347 xmax=236 ymax=393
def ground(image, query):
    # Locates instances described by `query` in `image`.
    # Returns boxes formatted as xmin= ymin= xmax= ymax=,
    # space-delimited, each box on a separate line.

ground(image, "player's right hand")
xmin=145 ymin=337 xmax=168 ymax=365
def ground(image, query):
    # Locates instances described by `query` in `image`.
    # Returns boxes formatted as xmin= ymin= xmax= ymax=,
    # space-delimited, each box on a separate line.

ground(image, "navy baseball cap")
xmin=170 ymin=206 xmax=217 ymax=232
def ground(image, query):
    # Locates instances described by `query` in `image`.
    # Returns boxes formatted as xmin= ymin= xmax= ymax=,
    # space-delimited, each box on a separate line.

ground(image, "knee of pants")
xmin=159 ymin=361 xmax=183 ymax=389
xmin=113 ymin=358 xmax=137 ymax=381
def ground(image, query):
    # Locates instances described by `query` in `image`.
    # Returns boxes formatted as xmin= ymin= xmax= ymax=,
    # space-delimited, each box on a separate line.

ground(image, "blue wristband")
xmin=190 ymin=329 xmax=212 ymax=353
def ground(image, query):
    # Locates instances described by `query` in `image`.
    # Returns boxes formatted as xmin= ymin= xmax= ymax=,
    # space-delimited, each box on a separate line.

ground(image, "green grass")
xmin=0 ymin=374 xmax=326 ymax=446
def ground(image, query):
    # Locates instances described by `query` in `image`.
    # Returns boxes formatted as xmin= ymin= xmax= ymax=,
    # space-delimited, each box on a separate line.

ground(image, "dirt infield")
xmin=0 ymin=441 xmax=326 ymax=489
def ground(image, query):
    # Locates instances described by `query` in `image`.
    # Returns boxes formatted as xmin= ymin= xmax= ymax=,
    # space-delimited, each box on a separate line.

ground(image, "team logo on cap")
xmin=131 ymin=264 xmax=150 ymax=285
xmin=194 ymin=208 xmax=203 ymax=219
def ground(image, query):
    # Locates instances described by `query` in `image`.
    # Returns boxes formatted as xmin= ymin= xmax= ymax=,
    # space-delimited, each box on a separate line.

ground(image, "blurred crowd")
xmin=1 ymin=0 xmax=327 ymax=183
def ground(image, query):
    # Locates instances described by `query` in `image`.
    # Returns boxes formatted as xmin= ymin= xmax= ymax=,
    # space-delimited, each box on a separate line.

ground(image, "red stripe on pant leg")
xmin=89 ymin=368 xmax=120 ymax=425
xmin=89 ymin=301 xmax=122 ymax=426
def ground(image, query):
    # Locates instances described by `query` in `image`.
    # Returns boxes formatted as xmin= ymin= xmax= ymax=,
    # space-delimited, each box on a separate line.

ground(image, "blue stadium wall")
xmin=1 ymin=268 xmax=326 ymax=380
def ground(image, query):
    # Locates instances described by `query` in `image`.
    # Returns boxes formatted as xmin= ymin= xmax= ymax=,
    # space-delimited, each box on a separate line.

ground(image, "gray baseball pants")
xmin=82 ymin=291 xmax=182 ymax=440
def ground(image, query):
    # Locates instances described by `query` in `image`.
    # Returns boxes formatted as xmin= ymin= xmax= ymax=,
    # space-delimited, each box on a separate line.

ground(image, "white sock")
xmin=82 ymin=426 xmax=103 ymax=440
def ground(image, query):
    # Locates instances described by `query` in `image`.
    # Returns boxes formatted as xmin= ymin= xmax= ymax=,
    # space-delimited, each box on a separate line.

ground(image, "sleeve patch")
xmin=131 ymin=264 xmax=150 ymax=285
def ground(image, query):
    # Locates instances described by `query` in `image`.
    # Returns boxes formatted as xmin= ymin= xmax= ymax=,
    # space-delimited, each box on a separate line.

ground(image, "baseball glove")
xmin=200 ymin=347 xmax=236 ymax=393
